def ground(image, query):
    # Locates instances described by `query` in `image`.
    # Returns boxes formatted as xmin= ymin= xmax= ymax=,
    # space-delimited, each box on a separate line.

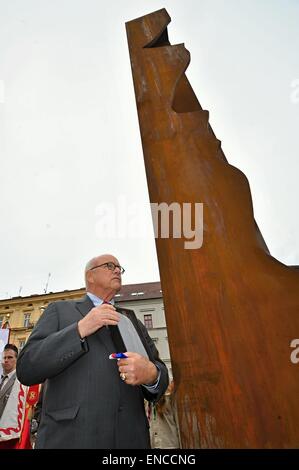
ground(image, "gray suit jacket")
xmin=16 ymin=295 xmax=168 ymax=449
xmin=0 ymin=372 xmax=17 ymax=419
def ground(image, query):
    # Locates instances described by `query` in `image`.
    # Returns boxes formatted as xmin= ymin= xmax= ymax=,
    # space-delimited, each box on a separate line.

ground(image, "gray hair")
xmin=84 ymin=257 xmax=97 ymax=286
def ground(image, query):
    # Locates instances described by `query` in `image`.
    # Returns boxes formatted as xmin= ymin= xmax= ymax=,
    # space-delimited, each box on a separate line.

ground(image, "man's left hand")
xmin=117 ymin=352 xmax=158 ymax=386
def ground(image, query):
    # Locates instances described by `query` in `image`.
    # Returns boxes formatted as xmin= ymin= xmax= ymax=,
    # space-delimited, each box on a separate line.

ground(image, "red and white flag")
xmin=17 ymin=384 xmax=40 ymax=449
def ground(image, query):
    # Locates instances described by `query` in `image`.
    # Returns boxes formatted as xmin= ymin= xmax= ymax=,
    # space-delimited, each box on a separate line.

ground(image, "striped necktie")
xmin=0 ymin=374 xmax=8 ymax=390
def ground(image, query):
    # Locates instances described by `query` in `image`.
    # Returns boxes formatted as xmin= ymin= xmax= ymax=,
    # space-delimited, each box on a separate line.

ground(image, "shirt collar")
xmin=86 ymin=292 xmax=115 ymax=306
xmin=2 ymin=369 xmax=16 ymax=380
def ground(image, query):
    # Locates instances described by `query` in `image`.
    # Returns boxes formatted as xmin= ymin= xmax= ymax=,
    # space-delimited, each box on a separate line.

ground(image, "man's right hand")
xmin=77 ymin=304 xmax=120 ymax=338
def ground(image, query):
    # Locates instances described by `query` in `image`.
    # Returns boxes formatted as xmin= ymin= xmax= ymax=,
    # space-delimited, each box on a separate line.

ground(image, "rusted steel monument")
xmin=126 ymin=9 xmax=299 ymax=448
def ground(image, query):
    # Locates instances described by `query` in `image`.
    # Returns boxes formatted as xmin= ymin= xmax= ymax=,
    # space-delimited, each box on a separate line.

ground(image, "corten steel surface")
xmin=126 ymin=9 xmax=299 ymax=448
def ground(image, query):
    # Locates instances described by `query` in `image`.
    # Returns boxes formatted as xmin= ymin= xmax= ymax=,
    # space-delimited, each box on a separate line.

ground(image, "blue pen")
xmin=109 ymin=352 xmax=128 ymax=359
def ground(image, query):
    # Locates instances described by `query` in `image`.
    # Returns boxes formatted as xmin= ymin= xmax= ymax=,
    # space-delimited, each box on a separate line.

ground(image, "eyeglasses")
xmin=89 ymin=262 xmax=125 ymax=275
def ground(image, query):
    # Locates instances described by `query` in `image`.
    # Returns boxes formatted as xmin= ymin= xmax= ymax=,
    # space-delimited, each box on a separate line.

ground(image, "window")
xmin=144 ymin=314 xmax=153 ymax=329
xmin=0 ymin=315 xmax=4 ymax=328
xmin=24 ymin=313 xmax=31 ymax=327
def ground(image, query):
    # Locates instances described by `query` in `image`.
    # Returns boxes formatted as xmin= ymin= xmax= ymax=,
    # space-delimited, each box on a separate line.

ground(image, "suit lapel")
xmin=0 ymin=371 xmax=16 ymax=400
xmin=75 ymin=294 xmax=94 ymax=317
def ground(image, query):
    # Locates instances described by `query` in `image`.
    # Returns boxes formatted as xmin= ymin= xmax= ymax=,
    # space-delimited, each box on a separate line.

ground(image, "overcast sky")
xmin=0 ymin=0 xmax=298 ymax=299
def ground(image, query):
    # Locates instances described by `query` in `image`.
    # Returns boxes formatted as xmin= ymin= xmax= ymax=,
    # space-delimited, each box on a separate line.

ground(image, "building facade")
xmin=0 ymin=282 xmax=172 ymax=377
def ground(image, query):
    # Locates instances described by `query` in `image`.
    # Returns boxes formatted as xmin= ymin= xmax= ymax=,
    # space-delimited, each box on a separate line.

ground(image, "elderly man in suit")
xmin=17 ymin=254 xmax=169 ymax=449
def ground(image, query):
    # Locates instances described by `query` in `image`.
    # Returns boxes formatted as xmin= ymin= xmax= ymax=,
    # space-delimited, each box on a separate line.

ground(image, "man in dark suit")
xmin=17 ymin=254 xmax=169 ymax=449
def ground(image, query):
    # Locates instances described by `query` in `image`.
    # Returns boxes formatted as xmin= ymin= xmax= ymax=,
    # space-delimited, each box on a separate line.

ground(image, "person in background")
xmin=146 ymin=379 xmax=181 ymax=449
xmin=0 ymin=344 xmax=18 ymax=420
xmin=0 ymin=344 xmax=27 ymax=448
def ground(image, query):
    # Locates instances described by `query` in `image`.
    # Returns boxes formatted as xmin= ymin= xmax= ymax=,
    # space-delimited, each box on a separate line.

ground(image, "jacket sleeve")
xmin=16 ymin=302 xmax=88 ymax=386
xmin=136 ymin=319 xmax=169 ymax=403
